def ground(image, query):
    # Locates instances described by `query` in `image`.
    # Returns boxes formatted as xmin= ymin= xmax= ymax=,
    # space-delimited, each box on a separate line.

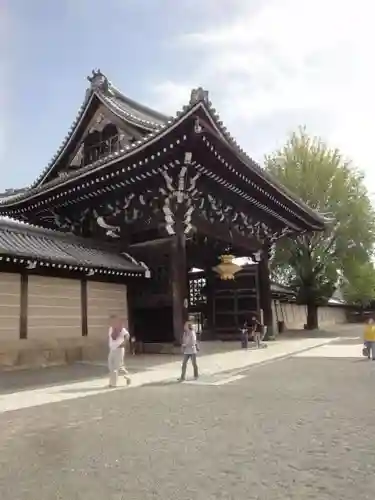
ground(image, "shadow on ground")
xmin=58 ymin=386 xmax=111 ymax=394
xmin=0 ymin=364 xmax=109 ymax=395
xmin=140 ymin=379 xmax=179 ymax=388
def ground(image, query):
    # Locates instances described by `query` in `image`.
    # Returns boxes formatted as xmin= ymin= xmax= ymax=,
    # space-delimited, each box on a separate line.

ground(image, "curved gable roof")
xmin=0 ymin=75 xmax=331 ymax=231
xmin=26 ymin=70 xmax=171 ymax=190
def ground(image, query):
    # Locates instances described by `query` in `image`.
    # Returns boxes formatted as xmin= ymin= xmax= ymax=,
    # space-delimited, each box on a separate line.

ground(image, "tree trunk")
xmin=306 ymin=302 xmax=318 ymax=330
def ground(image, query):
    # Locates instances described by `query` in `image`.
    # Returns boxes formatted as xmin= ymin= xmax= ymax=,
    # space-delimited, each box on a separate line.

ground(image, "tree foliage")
xmin=265 ymin=128 xmax=375 ymax=328
xmin=342 ymin=261 xmax=375 ymax=307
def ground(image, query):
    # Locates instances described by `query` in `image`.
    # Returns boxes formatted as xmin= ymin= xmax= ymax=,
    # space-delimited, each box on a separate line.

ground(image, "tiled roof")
xmin=0 ymin=218 xmax=148 ymax=277
xmin=100 ymin=88 xmax=169 ymax=129
xmin=0 ymin=70 xmax=330 ymax=231
xmin=270 ymin=282 xmax=295 ymax=296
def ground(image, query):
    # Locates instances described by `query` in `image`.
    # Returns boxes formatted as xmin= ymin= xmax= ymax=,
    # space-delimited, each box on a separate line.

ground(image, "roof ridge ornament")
xmin=87 ymin=69 xmax=109 ymax=93
xmin=190 ymin=87 xmax=209 ymax=106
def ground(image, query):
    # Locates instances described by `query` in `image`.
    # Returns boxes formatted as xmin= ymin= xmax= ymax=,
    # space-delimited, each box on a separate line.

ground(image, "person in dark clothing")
xmin=240 ymin=321 xmax=249 ymax=349
xmin=130 ymin=334 xmax=137 ymax=355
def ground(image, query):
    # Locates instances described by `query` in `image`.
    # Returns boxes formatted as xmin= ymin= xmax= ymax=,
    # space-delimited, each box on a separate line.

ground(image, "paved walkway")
xmin=0 ymin=336 xmax=343 ymax=414
xmin=0 ymin=324 xmax=359 ymax=393
xmin=0 ymin=332 xmax=371 ymax=500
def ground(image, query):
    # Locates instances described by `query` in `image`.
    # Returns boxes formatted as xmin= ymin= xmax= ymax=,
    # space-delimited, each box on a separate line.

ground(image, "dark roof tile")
xmin=0 ymin=218 xmax=147 ymax=275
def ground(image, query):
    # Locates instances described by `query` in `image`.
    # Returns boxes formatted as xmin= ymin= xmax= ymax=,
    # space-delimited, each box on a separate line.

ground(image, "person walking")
xmin=363 ymin=317 xmax=375 ymax=360
xmin=250 ymin=315 xmax=261 ymax=348
xmin=240 ymin=321 xmax=249 ymax=349
xmin=108 ymin=315 xmax=132 ymax=387
xmin=179 ymin=321 xmax=199 ymax=382
xmin=130 ymin=335 xmax=137 ymax=355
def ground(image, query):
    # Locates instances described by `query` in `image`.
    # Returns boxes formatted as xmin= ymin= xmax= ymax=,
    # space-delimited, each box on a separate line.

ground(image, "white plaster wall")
xmin=28 ymin=276 xmax=81 ymax=339
xmin=87 ymin=281 xmax=128 ymax=338
xmin=273 ymin=301 xmax=346 ymax=330
xmin=318 ymin=306 xmax=346 ymax=326
xmin=0 ymin=273 xmax=20 ymax=341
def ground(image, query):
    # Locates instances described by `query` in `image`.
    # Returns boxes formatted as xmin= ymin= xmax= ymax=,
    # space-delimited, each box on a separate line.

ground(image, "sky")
xmin=0 ymin=0 xmax=374 ymax=194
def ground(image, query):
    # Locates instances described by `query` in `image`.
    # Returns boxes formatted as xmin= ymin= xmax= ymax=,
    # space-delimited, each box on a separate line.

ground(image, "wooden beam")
xmin=192 ymin=215 xmax=260 ymax=253
xmin=19 ymin=273 xmax=28 ymax=339
xmin=129 ymin=237 xmax=171 ymax=249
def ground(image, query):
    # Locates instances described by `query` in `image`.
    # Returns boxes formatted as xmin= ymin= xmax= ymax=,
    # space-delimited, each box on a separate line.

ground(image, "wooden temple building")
xmin=0 ymin=70 xmax=329 ymax=356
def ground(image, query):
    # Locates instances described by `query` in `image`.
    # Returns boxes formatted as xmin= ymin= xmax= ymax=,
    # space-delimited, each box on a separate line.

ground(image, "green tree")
xmin=265 ymin=128 xmax=375 ymax=329
xmin=342 ymin=261 xmax=375 ymax=307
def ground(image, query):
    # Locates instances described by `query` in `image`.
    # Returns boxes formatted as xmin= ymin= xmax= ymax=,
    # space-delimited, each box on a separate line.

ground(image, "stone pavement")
xmin=0 ymin=336 xmax=342 ymax=414
xmin=0 ymin=333 xmax=373 ymax=500
xmin=0 ymin=340 xmax=245 ymax=394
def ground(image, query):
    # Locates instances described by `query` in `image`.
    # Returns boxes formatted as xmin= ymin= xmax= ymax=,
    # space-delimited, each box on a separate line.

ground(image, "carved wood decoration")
xmin=159 ymin=152 xmax=201 ymax=235
xmin=15 ymin=148 xmax=300 ymax=245
xmin=64 ymin=152 xmax=203 ymax=239
xmin=31 ymin=152 xmax=289 ymax=259
xmin=53 ymin=208 xmax=93 ymax=235
xmin=193 ymin=193 xmax=289 ymax=244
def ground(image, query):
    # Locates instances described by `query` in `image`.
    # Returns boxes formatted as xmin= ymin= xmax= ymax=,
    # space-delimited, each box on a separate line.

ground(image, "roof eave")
xmin=0 ymin=102 xmax=201 ymax=208
xmin=0 ymin=252 xmax=148 ymax=277
xmin=197 ymin=103 xmax=331 ymax=229
xmin=34 ymin=90 xmax=97 ymax=189
xmin=20 ymin=73 xmax=170 ymax=193
xmin=0 ymin=218 xmax=150 ymax=276
xmin=2 ymin=81 xmax=331 ymax=232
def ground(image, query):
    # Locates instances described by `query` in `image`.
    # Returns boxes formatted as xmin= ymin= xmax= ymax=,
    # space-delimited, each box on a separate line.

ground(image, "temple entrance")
xmin=128 ymin=233 xmax=269 ymax=344
xmin=0 ymin=72 xmax=327 ymax=348
xmin=132 ymin=306 xmax=174 ymax=343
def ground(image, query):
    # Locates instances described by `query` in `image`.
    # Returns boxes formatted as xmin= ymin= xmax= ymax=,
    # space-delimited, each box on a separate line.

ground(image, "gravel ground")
xmin=0 ymin=339 xmax=373 ymax=499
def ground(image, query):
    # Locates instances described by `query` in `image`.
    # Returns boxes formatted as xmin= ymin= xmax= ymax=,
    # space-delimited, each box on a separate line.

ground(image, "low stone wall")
xmin=0 ymin=337 xmax=108 ymax=371
xmin=274 ymin=302 xmax=347 ymax=330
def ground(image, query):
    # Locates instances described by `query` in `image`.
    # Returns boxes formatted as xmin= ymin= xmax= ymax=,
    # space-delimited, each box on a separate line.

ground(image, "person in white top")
xmin=179 ymin=321 xmax=199 ymax=382
xmin=108 ymin=315 xmax=131 ymax=388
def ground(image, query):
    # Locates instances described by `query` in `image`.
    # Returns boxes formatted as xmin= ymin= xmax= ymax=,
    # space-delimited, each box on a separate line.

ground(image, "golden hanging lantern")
xmin=213 ymin=254 xmax=242 ymax=280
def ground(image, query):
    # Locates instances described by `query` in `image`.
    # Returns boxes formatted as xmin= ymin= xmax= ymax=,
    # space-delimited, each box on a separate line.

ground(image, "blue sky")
xmin=1 ymin=0 xmax=374 ymax=193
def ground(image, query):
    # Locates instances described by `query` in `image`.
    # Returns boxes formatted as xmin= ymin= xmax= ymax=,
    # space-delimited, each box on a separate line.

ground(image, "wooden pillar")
xmin=258 ymin=248 xmax=274 ymax=339
xmin=204 ymin=267 xmax=215 ymax=335
xmin=170 ymin=222 xmax=188 ymax=344
xmin=19 ymin=273 xmax=28 ymax=340
xmin=126 ymin=285 xmax=136 ymax=337
xmin=81 ymin=279 xmax=88 ymax=337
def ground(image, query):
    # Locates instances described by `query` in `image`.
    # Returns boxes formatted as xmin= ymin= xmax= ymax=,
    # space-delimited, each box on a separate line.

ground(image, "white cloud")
xmin=152 ymin=0 xmax=375 ymax=191
xmin=151 ymin=80 xmax=192 ymax=114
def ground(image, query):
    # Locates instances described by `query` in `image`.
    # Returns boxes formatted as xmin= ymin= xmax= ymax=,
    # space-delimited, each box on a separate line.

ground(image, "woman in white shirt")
xmin=108 ymin=315 xmax=131 ymax=388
